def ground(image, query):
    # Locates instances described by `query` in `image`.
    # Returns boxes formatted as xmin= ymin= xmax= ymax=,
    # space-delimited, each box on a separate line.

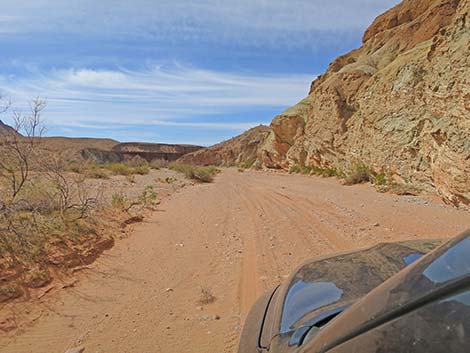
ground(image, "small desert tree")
xmin=0 ymin=97 xmax=46 ymax=203
xmin=0 ymin=97 xmax=47 ymax=260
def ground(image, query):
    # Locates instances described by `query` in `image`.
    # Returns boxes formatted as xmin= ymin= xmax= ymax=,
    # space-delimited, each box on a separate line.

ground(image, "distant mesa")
xmin=82 ymin=142 xmax=204 ymax=163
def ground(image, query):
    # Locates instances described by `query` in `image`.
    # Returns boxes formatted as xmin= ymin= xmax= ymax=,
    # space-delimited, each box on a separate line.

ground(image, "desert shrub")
xmin=139 ymin=186 xmax=158 ymax=206
xmin=198 ymin=287 xmax=216 ymax=305
xmin=24 ymin=267 xmax=52 ymax=288
xmin=289 ymin=164 xmax=312 ymax=174
xmin=192 ymin=168 xmax=214 ymax=183
xmin=111 ymin=192 xmax=128 ymax=210
xmin=126 ymin=174 xmax=136 ymax=183
xmin=168 ymin=162 xmax=192 ymax=175
xmin=238 ymin=168 xmax=245 ymax=173
xmin=134 ymin=165 xmax=150 ymax=175
xmin=149 ymin=159 xmax=169 ymax=169
xmin=0 ymin=284 xmax=23 ymax=302
xmin=106 ymin=162 xmax=133 ymax=176
xmin=168 ymin=162 xmax=219 ymax=183
xmin=68 ymin=161 xmax=82 ymax=173
xmin=290 ymin=164 xmax=341 ymax=178
xmin=101 ymin=162 xmax=150 ymax=176
xmin=124 ymin=155 xmax=148 ymax=167
xmin=311 ymin=167 xmax=340 ymax=177
xmin=16 ymin=179 xmax=57 ymax=214
xmin=373 ymin=172 xmax=388 ymax=186
xmin=87 ymin=164 xmax=109 ymax=179
xmin=240 ymin=159 xmax=255 ymax=169
xmin=345 ymin=163 xmax=374 ymax=185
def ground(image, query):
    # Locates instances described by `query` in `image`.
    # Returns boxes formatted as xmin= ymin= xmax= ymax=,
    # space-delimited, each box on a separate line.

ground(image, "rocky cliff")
xmin=248 ymin=0 xmax=468 ymax=205
xmin=179 ymin=125 xmax=271 ymax=167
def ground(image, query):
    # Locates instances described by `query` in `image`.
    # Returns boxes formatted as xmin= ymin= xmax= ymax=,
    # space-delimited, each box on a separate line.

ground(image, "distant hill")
xmin=0 ymin=120 xmax=22 ymax=137
xmin=37 ymin=137 xmax=120 ymax=161
xmin=178 ymin=125 xmax=271 ymax=167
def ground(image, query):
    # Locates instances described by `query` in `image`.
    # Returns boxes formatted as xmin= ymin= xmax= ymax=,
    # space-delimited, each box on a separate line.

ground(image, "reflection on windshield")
xmin=281 ymin=281 xmax=343 ymax=333
xmin=423 ymin=236 xmax=470 ymax=283
xmin=403 ymin=253 xmax=423 ymax=265
xmin=442 ymin=291 xmax=470 ymax=306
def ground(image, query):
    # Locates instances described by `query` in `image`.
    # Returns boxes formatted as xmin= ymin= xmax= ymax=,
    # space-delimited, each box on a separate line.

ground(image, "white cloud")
xmin=0 ymin=64 xmax=313 ymax=129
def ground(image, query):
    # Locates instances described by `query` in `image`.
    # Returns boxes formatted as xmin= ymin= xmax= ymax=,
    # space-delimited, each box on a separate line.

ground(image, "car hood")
xmin=301 ymin=230 xmax=470 ymax=353
xmin=263 ymin=238 xmax=443 ymax=352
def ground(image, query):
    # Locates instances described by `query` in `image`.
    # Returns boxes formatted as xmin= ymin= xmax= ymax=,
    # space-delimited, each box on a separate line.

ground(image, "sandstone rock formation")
xmin=190 ymin=0 xmax=469 ymax=205
xmin=179 ymin=125 xmax=271 ymax=167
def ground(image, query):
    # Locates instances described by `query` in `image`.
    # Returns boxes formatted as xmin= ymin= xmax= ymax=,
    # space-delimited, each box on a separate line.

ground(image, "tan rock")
xmin=178 ymin=125 xmax=271 ymax=168
xmin=179 ymin=0 xmax=470 ymax=206
xmin=260 ymin=0 xmax=470 ymax=205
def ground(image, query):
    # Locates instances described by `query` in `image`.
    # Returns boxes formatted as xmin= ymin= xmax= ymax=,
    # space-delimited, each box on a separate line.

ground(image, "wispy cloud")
xmin=0 ymin=0 xmax=401 ymax=144
xmin=0 ymin=64 xmax=313 ymax=130
xmin=0 ymin=0 xmax=400 ymax=47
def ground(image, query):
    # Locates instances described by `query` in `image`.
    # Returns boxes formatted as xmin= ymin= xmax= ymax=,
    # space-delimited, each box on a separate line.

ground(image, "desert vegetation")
xmin=168 ymin=162 xmax=220 ymax=183
xmin=0 ymin=99 xmax=181 ymax=302
xmin=289 ymin=164 xmax=341 ymax=178
xmin=288 ymin=161 xmax=421 ymax=196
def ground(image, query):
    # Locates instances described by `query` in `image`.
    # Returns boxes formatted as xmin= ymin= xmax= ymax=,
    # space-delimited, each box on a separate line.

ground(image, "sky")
xmin=0 ymin=0 xmax=399 ymax=146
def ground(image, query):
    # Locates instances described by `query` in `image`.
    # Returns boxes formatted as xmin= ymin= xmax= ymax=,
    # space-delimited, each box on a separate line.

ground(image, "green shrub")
xmin=311 ymin=167 xmax=339 ymax=177
xmin=68 ymin=161 xmax=82 ymax=173
xmin=289 ymin=164 xmax=312 ymax=174
xmin=345 ymin=163 xmax=374 ymax=185
xmin=139 ymin=186 xmax=158 ymax=206
xmin=102 ymin=162 xmax=150 ymax=176
xmin=106 ymin=162 xmax=133 ymax=176
xmin=168 ymin=162 xmax=219 ymax=183
xmin=87 ymin=165 xmax=109 ymax=179
xmin=134 ymin=165 xmax=150 ymax=175
xmin=149 ymin=159 xmax=169 ymax=169
xmin=373 ymin=173 xmax=388 ymax=186
xmin=111 ymin=192 xmax=128 ymax=209
xmin=240 ymin=159 xmax=255 ymax=169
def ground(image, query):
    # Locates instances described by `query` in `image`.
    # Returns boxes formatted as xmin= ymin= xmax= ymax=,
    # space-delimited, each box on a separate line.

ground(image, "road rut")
xmin=2 ymin=169 xmax=470 ymax=353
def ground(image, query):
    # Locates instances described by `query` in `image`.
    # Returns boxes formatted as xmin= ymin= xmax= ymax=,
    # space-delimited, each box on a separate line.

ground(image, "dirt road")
xmin=2 ymin=169 xmax=470 ymax=353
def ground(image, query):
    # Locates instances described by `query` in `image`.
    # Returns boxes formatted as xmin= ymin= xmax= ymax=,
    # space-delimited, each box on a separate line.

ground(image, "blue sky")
xmin=0 ymin=0 xmax=399 ymax=145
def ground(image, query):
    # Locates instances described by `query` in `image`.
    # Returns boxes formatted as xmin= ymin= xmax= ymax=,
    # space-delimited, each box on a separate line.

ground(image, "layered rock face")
xmin=179 ymin=125 xmax=271 ymax=167
xmin=83 ymin=142 xmax=203 ymax=163
xmin=259 ymin=0 xmax=469 ymax=205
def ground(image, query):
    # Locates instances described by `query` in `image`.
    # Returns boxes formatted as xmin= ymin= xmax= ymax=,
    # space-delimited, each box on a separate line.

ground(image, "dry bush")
xmin=168 ymin=162 xmax=220 ymax=183
xmin=198 ymin=287 xmax=216 ymax=305
xmin=124 ymin=155 xmax=148 ymax=167
xmin=0 ymin=99 xmax=112 ymax=299
xmin=149 ymin=159 xmax=169 ymax=169
xmin=344 ymin=163 xmax=374 ymax=185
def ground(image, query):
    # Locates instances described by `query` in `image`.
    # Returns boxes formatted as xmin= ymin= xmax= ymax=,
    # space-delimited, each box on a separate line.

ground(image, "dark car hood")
xmin=263 ymin=238 xmax=443 ymax=352
xmin=301 ymin=230 xmax=470 ymax=353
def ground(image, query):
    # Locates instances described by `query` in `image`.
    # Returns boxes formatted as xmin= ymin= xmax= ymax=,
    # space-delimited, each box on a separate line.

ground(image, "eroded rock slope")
xmin=187 ymin=0 xmax=469 ymax=205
